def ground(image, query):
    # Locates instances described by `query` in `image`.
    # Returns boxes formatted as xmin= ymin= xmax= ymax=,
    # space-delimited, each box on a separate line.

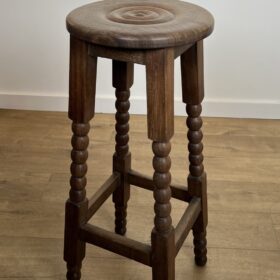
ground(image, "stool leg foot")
xmin=66 ymin=263 xmax=82 ymax=280
xmin=114 ymin=201 xmax=128 ymax=235
xmin=112 ymin=60 xmax=134 ymax=236
xmin=193 ymin=225 xmax=207 ymax=266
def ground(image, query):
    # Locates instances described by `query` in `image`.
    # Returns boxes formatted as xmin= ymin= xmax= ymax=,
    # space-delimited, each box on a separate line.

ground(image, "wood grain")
xmin=146 ymin=48 xmax=174 ymax=141
xmin=67 ymin=0 xmax=214 ymax=49
xmin=68 ymin=37 xmax=97 ymax=123
xmin=181 ymin=41 xmax=204 ymax=104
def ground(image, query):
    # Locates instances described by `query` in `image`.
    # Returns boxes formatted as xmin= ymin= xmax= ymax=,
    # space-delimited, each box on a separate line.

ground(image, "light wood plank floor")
xmin=0 ymin=109 xmax=279 ymax=279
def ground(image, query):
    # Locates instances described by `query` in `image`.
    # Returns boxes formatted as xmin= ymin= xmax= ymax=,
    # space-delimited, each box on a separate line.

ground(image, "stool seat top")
xmin=67 ymin=0 xmax=214 ymax=49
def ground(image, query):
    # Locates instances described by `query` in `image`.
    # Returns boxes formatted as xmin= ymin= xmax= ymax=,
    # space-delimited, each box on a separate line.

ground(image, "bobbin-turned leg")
xmin=64 ymin=36 xmax=97 ymax=279
xmin=181 ymin=41 xmax=208 ymax=266
xmin=187 ymin=104 xmax=207 ymax=266
xmin=112 ymin=60 xmax=134 ymax=235
xmin=146 ymin=49 xmax=175 ymax=280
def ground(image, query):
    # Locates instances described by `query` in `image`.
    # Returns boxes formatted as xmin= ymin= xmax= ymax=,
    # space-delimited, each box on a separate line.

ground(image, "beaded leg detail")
xmin=64 ymin=123 xmax=90 ymax=279
xmin=187 ymin=104 xmax=207 ymax=266
xmin=193 ymin=229 xmax=207 ymax=266
xmin=114 ymin=87 xmax=130 ymax=234
xmin=151 ymin=141 xmax=175 ymax=280
xmin=112 ymin=61 xmax=133 ymax=235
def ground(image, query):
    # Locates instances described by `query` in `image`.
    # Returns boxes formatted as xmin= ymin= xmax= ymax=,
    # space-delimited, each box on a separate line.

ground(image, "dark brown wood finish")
xmin=64 ymin=36 xmax=98 ymax=280
xmin=188 ymin=106 xmax=208 ymax=266
xmin=89 ymin=44 xmax=146 ymax=65
xmin=146 ymin=47 xmax=176 ymax=279
xmin=87 ymin=173 xmax=120 ymax=220
xmin=146 ymin=48 xmax=174 ymax=141
xmin=64 ymin=1 xmax=213 ymax=278
xmin=175 ymin=197 xmax=201 ymax=255
xmin=151 ymin=142 xmax=175 ymax=280
xmin=112 ymin=60 xmax=134 ymax=235
xmin=181 ymin=41 xmax=204 ymax=105
xmin=67 ymin=0 xmax=214 ymax=49
xmin=64 ymin=123 xmax=90 ymax=280
xmin=89 ymin=44 xmax=193 ymax=65
xmin=127 ymin=169 xmax=192 ymax=202
xmin=80 ymin=224 xmax=152 ymax=266
xmin=181 ymin=41 xmax=208 ymax=266
xmin=88 ymin=43 xmax=193 ymax=65
xmin=68 ymin=36 xmax=97 ymax=123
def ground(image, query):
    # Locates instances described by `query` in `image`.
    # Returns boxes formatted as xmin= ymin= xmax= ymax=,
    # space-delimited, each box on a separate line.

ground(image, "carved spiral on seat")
xmin=108 ymin=5 xmax=175 ymax=25
xmin=186 ymin=104 xmax=204 ymax=178
xmin=70 ymin=123 xmax=90 ymax=203
xmin=152 ymin=141 xmax=172 ymax=234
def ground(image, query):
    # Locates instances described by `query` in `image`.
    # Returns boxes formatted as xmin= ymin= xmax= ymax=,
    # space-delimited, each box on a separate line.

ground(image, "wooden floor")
xmin=0 ymin=109 xmax=280 ymax=279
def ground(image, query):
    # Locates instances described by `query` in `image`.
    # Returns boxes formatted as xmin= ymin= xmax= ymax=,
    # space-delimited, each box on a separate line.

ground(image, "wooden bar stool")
xmin=64 ymin=0 xmax=214 ymax=279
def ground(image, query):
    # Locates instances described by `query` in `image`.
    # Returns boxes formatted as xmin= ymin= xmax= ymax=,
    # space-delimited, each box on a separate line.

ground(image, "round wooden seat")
xmin=67 ymin=0 xmax=214 ymax=49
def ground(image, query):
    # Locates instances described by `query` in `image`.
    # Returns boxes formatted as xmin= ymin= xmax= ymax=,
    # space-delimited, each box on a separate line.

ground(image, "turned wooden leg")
xmin=112 ymin=60 xmax=134 ymax=235
xmin=187 ymin=104 xmax=207 ymax=266
xmin=65 ymin=122 xmax=90 ymax=280
xmin=146 ymin=49 xmax=175 ymax=280
xmin=151 ymin=141 xmax=175 ymax=279
xmin=64 ymin=36 xmax=97 ymax=279
xmin=181 ymin=41 xmax=208 ymax=266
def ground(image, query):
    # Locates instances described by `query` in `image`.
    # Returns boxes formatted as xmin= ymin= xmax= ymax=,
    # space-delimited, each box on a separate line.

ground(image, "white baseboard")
xmin=0 ymin=92 xmax=68 ymax=112
xmin=0 ymin=92 xmax=279 ymax=119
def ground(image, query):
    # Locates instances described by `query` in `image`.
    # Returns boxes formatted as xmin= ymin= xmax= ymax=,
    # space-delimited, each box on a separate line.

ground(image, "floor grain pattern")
xmin=0 ymin=109 xmax=279 ymax=279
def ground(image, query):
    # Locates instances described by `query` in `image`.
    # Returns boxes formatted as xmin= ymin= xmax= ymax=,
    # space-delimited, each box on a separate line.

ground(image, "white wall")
xmin=0 ymin=0 xmax=279 ymax=118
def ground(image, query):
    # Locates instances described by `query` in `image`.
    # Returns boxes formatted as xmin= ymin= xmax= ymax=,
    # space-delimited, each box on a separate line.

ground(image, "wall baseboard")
xmin=0 ymin=92 xmax=279 ymax=119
